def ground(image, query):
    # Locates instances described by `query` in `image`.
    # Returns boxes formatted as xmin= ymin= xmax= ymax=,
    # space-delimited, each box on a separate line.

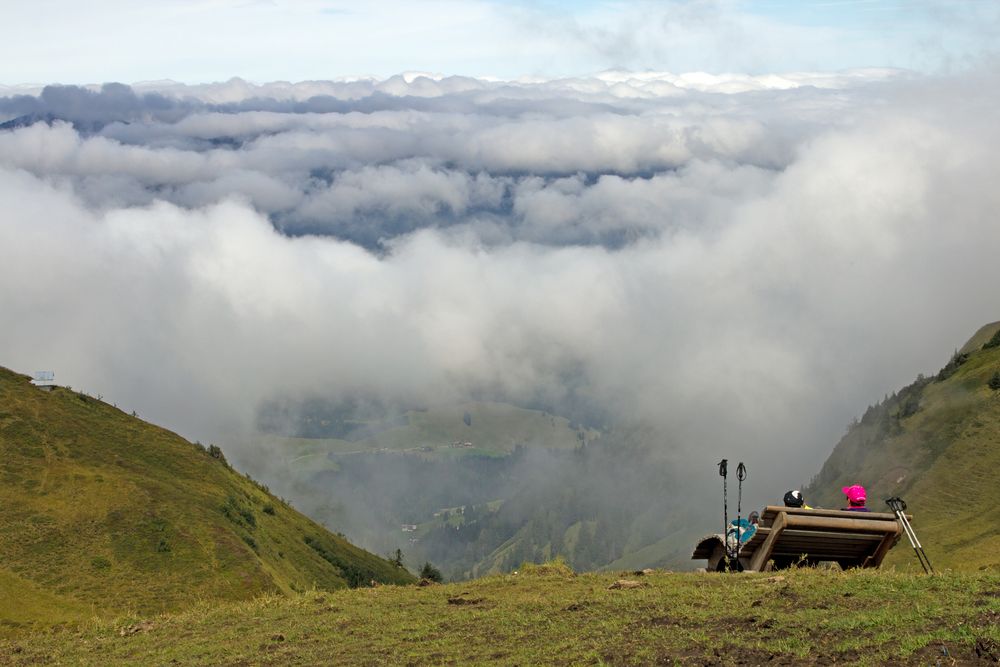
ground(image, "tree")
xmin=207 ymin=444 xmax=227 ymax=465
xmin=989 ymin=372 xmax=1000 ymax=391
xmin=463 ymin=411 xmax=472 ymax=427
xmin=420 ymin=561 xmax=443 ymax=582
xmin=983 ymin=329 xmax=1000 ymax=350
xmin=390 ymin=548 xmax=404 ymax=568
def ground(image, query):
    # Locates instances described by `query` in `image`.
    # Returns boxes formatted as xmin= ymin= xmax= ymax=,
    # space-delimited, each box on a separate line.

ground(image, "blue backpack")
xmin=727 ymin=518 xmax=757 ymax=545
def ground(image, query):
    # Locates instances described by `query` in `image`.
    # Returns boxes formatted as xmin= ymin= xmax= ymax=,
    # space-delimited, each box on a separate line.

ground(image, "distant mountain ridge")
xmin=0 ymin=366 xmax=413 ymax=634
xmin=805 ymin=321 xmax=1000 ymax=571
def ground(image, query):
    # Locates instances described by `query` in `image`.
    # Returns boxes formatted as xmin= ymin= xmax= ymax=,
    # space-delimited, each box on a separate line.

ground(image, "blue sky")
xmin=1 ymin=0 xmax=998 ymax=84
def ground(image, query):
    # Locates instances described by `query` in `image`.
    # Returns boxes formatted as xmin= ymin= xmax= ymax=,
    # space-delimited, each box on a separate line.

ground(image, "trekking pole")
xmin=734 ymin=462 xmax=747 ymax=570
xmin=885 ymin=497 xmax=934 ymax=574
xmin=718 ymin=459 xmax=728 ymax=570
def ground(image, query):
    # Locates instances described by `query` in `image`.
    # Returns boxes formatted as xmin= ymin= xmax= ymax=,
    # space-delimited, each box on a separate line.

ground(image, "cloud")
xmin=1 ymin=68 xmax=999 ymax=510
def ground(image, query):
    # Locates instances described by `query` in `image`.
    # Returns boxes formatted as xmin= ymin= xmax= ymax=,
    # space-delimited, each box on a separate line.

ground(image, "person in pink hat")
xmin=841 ymin=485 xmax=870 ymax=512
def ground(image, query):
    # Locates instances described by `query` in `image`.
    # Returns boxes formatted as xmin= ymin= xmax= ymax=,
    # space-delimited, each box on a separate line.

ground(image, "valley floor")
xmin=1 ymin=566 xmax=998 ymax=665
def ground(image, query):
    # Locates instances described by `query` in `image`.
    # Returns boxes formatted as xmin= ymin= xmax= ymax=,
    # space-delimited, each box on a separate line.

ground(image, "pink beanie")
xmin=842 ymin=485 xmax=867 ymax=504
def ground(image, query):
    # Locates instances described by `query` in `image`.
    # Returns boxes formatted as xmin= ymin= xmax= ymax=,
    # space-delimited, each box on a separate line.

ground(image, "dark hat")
xmin=783 ymin=489 xmax=804 ymax=508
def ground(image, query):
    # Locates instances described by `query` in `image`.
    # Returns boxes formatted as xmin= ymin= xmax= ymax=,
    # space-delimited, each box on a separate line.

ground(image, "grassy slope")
xmin=1 ymin=567 xmax=997 ymax=666
xmin=806 ymin=324 xmax=1000 ymax=572
xmin=959 ymin=321 xmax=1000 ymax=355
xmin=0 ymin=366 xmax=413 ymax=633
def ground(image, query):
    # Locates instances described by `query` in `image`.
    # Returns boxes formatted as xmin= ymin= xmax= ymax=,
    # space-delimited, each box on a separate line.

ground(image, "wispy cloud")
xmin=1 ymin=0 xmax=997 ymax=83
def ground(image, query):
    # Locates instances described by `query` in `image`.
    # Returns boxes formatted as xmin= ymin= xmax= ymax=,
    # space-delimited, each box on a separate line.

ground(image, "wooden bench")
xmin=692 ymin=506 xmax=905 ymax=572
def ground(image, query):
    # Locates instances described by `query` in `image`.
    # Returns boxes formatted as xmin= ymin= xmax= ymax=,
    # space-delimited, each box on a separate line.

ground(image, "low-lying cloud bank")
xmin=2 ymin=69 xmax=998 ymax=493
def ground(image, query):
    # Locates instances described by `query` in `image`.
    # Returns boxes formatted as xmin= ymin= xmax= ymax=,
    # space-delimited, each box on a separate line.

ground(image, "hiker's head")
xmin=748 ymin=511 xmax=760 ymax=525
xmin=842 ymin=484 xmax=867 ymax=506
xmin=783 ymin=490 xmax=805 ymax=508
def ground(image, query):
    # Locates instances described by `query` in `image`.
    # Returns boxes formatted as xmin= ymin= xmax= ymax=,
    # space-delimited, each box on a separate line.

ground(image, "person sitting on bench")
xmin=783 ymin=489 xmax=812 ymax=509
xmin=841 ymin=484 xmax=870 ymax=512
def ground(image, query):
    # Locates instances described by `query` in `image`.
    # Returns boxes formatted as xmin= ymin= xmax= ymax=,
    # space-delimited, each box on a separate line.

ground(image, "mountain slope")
xmin=0 ymin=366 xmax=413 ymax=633
xmin=805 ymin=322 xmax=1000 ymax=571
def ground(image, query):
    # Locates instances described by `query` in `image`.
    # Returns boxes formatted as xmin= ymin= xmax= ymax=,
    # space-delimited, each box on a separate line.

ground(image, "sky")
xmin=1 ymin=0 xmax=998 ymax=84
xmin=1 ymin=1 xmax=1000 ymax=509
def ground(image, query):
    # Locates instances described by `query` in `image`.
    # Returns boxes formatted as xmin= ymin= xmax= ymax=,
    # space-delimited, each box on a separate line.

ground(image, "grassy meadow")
xmin=1 ymin=565 xmax=997 ymax=666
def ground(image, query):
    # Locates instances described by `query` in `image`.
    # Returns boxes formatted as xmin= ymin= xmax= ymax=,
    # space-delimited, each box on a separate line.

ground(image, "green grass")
xmin=0 ymin=566 xmax=996 ymax=665
xmin=0 ymin=366 xmax=414 ymax=635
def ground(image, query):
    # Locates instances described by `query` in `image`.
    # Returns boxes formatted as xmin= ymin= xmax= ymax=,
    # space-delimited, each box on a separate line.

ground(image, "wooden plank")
xmin=772 ymin=545 xmax=869 ymax=558
xmin=776 ymin=533 xmax=876 ymax=542
xmin=739 ymin=527 xmax=771 ymax=552
xmin=773 ymin=542 xmax=873 ymax=554
xmin=783 ymin=514 xmax=902 ymax=534
xmin=774 ymin=532 xmax=882 ymax=552
xmin=775 ymin=539 xmax=877 ymax=550
xmin=771 ymin=538 xmax=873 ymax=550
xmin=760 ymin=505 xmax=902 ymax=524
xmin=749 ymin=511 xmax=786 ymax=572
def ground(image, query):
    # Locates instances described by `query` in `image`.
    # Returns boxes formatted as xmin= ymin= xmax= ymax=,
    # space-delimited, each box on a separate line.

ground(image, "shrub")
xmin=221 ymin=495 xmax=256 ymax=528
xmin=936 ymin=351 xmax=969 ymax=382
xmin=156 ymin=538 xmax=171 ymax=553
xmin=983 ymin=329 xmax=1000 ymax=350
xmin=242 ymin=534 xmax=258 ymax=552
xmin=419 ymin=561 xmax=444 ymax=583
xmin=207 ymin=444 xmax=227 ymax=464
xmin=989 ymin=372 xmax=1000 ymax=391
xmin=899 ymin=396 xmax=921 ymax=418
xmin=91 ymin=556 xmax=112 ymax=570
xmin=263 ymin=504 xmax=276 ymax=515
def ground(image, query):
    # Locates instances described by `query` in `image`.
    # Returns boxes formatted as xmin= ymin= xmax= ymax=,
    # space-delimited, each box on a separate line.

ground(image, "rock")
xmin=119 ymin=620 xmax=155 ymax=637
xmin=447 ymin=596 xmax=485 ymax=605
xmin=975 ymin=637 xmax=999 ymax=662
xmin=608 ymin=579 xmax=649 ymax=590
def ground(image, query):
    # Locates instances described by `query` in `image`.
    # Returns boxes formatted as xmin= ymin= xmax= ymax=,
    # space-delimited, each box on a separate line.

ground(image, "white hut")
xmin=31 ymin=371 xmax=56 ymax=391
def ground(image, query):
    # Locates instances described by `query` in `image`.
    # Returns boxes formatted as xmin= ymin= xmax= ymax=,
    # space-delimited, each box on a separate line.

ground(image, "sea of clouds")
xmin=2 ymin=68 xmax=998 ymax=494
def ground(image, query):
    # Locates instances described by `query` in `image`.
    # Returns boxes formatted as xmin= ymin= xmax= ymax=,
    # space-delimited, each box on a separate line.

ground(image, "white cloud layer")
xmin=2 ymin=69 xmax=998 ymax=497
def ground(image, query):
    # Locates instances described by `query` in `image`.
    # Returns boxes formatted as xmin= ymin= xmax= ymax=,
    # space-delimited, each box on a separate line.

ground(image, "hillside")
xmin=1 ymin=566 xmax=997 ymax=665
xmin=806 ymin=322 xmax=1000 ymax=571
xmin=0 ymin=366 xmax=414 ymax=634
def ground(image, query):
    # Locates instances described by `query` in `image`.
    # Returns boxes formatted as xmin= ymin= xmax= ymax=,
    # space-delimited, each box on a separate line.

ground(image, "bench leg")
xmin=749 ymin=512 xmax=786 ymax=572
